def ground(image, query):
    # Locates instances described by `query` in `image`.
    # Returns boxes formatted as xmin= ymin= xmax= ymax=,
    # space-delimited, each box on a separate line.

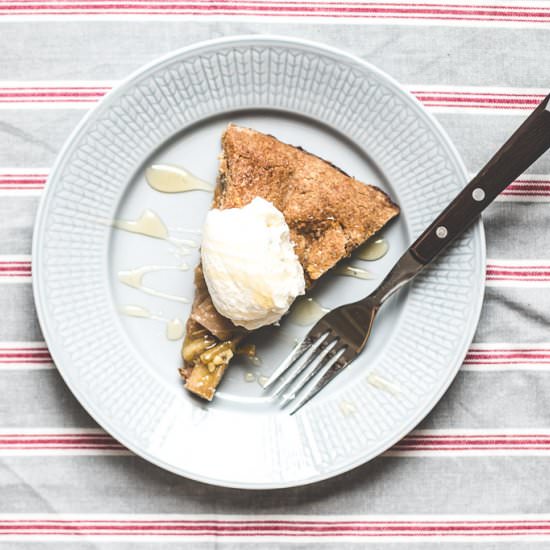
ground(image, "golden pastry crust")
xmin=181 ymin=125 xmax=400 ymax=400
xmin=217 ymin=125 xmax=399 ymax=281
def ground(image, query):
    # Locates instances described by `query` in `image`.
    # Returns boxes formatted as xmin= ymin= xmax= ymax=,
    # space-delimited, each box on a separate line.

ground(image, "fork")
xmin=264 ymin=92 xmax=550 ymax=414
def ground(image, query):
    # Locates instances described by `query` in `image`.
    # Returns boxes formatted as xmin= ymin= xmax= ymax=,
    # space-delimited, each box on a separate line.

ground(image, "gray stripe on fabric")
xmin=483 ymin=202 xmax=550 ymax=260
xmin=0 ymin=455 xmax=549 ymax=513
xmin=0 ymin=370 xmax=95 ymax=428
xmin=0 ymin=111 xmax=84 ymax=167
xmin=1 ymin=23 xmax=550 ymax=89
xmin=0 ymin=198 xmax=38 ymax=256
xmin=419 ymin=369 xmax=550 ymax=429
xmin=0 ymin=284 xmax=42 ymax=341
xmin=437 ymin=113 xmax=550 ymax=176
xmin=475 ymin=286 xmax=550 ymax=343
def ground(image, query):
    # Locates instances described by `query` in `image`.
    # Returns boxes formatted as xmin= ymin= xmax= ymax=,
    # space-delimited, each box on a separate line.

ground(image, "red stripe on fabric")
xmin=0 ymin=347 xmax=49 ymax=351
xmin=0 ymin=11 xmax=547 ymax=22
xmin=0 ymin=355 xmax=51 ymax=358
xmin=0 ymin=439 xmax=120 ymax=443
xmin=0 ymin=3 xmax=550 ymax=18
xmin=4 ymin=0 xmax=550 ymax=9
xmin=405 ymin=433 xmax=550 ymax=440
xmin=398 ymin=440 xmax=550 ymax=446
xmin=0 ymin=86 xmax=109 ymax=90
xmin=0 ymin=440 xmax=120 ymax=445
xmin=465 ymin=353 xmax=550 ymax=360
xmin=0 ymin=176 xmax=46 ymax=180
xmin=5 ymin=0 xmax=550 ymax=10
xmin=2 ymin=522 xmax=550 ymax=531
xmin=0 ymin=359 xmax=52 ymax=363
xmin=0 ymin=532 xmax=544 ymax=538
xmin=410 ymin=91 xmax=545 ymax=97
xmin=486 ymin=270 xmax=550 ymax=276
xmin=0 ymin=99 xmax=99 ymax=103
xmin=0 ymin=442 xmax=123 ymax=446
xmin=486 ymin=276 xmax=550 ymax=280
xmin=414 ymin=96 xmax=542 ymax=105
xmin=393 ymin=447 xmax=550 ymax=451
xmin=486 ymin=267 xmax=550 ymax=272
xmin=509 ymin=179 xmax=550 ymax=183
xmin=1 ymin=522 xmax=550 ymax=536
xmin=0 ymin=432 xmax=114 ymax=441
xmin=3 ymin=434 xmax=550 ymax=452
xmin=0 ymin=361 xmax=53 ymax=364
xmin=466 ymin=355 xmax=550 ymax=362
xmin=0 ymin=92 xmax=106 ymax=98
xmin=0 ymin=447 xmax=126 ymax=451
xmin=3 ymin=518 xmax=550 ymax=528
xmin=468 ymin=352 xmax=550 ymax=355
xmin=1 ymin=527 xmax=549 ymax=534
xmin=501 ymin=193 xmax=550 ymax=197
xmin=0 ymin=4 xmax=549 ymax=23
xmin=1 ymin=519 xmax=550 ymax=526
xmin=398 ymin=442 xmax=550 ymax=446
xmin=421 ymin=103 xmax=534 ymax=109
xmin=0 ymin=433 xmax=546 ymax=440
xmin=465 ymin=362 xmax=550 ymax=365
xmin=503 ymin=186 xmax=550 ymax=192
xmin=0 ymin=353 xmax=51 ymax=356
xmin=501 ymin=191 xmax=550 ymax=195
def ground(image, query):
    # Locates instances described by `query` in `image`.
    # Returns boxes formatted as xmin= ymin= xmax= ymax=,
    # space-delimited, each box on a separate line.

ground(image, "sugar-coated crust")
xmin=216 ymin=125 xmax=399 ymax=281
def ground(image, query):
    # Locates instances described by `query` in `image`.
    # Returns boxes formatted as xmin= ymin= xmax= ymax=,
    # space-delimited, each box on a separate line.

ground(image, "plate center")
xmin=108 ymin=109 xmax=410 ymax=414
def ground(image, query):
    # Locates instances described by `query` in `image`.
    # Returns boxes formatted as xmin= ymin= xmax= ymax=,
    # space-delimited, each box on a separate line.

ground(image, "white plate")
xmin=33 ymin=36 xmax=485 ymax=489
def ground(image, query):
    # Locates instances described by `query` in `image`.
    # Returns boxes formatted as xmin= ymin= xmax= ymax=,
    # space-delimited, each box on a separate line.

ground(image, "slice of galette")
xmin=180 ymin=125 xmax=399 ymax=400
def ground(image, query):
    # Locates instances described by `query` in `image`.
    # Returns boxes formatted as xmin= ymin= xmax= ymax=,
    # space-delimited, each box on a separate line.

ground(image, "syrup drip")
xmin=335 ymin=264 xmax=373 ymax=280
xmin=113 ymin=209 xmax=198 ymax=254
xmin=119 ymin=305 xmax=185 ymax=341
xmin=145 ymin=164 xmax=213 ymax=193
xmin=288 ymin=297 xmax=330 ymax=326
xmin=118 ymin=264 xmax=189 ymax=304
xmin=356 ymin=237 xmax=389 ymax=261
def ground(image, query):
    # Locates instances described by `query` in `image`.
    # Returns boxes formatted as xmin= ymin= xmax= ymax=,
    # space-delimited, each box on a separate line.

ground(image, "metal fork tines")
xmin=263 ymin=327 xmax=350 ymax=415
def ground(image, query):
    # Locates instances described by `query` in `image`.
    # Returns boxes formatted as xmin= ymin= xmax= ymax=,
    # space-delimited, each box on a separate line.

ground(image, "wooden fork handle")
xmin=410 ymin=92 xmax=550 ymax=265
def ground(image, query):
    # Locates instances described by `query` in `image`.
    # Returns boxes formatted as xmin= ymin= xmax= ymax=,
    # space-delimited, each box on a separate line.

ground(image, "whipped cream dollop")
xmin=201 ymin=197 xmax=305 ymax=330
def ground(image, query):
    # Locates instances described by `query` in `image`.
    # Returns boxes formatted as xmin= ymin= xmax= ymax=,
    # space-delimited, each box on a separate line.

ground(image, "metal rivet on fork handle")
xmin=435 ymin=226 xmax=448 ymax=239
xmin=472 ymin=188 xmax=485 ymax=201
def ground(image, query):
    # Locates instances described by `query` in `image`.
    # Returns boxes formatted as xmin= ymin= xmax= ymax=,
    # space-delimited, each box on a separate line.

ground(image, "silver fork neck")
xmin=366 ymin=249 xmax=425 ymax=306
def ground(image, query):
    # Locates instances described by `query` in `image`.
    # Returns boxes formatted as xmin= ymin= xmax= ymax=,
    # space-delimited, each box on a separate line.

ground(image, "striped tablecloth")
xmin=2 ymin=1 xmax=550 ymax=548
